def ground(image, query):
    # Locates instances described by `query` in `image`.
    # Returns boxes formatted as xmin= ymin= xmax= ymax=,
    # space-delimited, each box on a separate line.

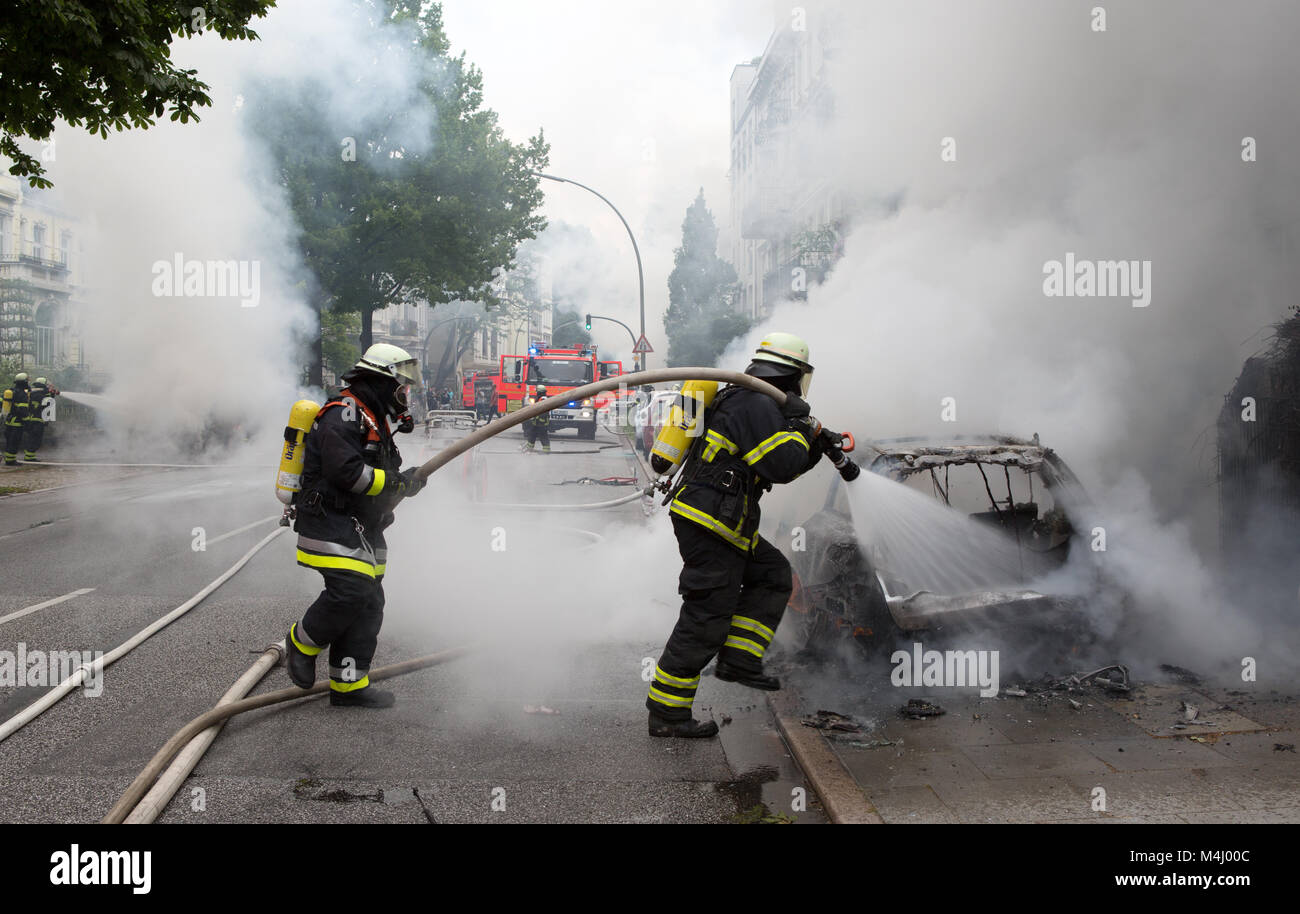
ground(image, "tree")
xmin=248 ymin=1 xmax=548 ymax=386
xmin=0 ymin=0 xmax=275 ymax=188
xmin=663 ymin=190 xmax=750 ymax=367
xmin=0 ymin=279 xmax=36 ymax=366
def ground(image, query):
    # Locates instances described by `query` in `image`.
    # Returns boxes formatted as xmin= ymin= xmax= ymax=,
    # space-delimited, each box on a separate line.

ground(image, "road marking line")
xmin=0 ymin=588 xmax=96 ymax=626
xmin=205 ymin=515 xmax=280 ymax=547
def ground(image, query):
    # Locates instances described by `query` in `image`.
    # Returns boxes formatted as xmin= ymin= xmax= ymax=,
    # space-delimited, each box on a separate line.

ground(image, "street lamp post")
xmin=533 ymin=172 xmax=647 ymax=371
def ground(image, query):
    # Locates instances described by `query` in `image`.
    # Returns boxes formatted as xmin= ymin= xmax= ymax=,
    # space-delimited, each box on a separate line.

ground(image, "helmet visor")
xmin=393 ymin=358 xmax=419 ymax=386
xmin=799 ymin=368 xmax=813 ymax=397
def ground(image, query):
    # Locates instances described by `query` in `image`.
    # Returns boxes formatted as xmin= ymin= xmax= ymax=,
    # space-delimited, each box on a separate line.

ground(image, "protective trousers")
xmin=2 ymin=422 xmax=21 ymax=462
xmin=647 ymin=515 xmax=792 ymax=720
xmin=523 ymin=422 xmax=550 ymax=451
xmin=23 ymin=421 xmax=43 ymax=459
xmin=295 ymin=569 xmax=386 ymax=693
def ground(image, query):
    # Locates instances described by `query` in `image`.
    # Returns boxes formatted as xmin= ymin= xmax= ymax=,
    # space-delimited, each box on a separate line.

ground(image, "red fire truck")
xmin=498 ymin=343 xmax=608 ymax=439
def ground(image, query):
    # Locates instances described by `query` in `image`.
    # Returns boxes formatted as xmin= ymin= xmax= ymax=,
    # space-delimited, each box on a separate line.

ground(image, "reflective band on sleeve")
xmin=730 ymin=615 xmax=775 ymax=643
xmin=365 ymin=468 xmax=386 ymax=496
xmin=350 ymin=466 xmax=374 ymax=494
xmin=724 ymin=635 xmax=766 ymax=659
xmin=742 ymin=430 xmax=808 ymax=465
xmin=329 ymin=675 xmax=371 ymax=692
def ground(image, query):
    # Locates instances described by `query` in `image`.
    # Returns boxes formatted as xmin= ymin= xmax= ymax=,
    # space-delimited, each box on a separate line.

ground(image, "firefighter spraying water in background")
xmin=282 ymin=343 xmax=426 ymax=709
xmin=645 ymin=333 xmax=861 ymax=738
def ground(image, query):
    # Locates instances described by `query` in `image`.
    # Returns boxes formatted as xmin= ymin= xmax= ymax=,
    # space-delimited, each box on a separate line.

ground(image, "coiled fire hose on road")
xmin=103 ymin=368 xmax=847 ymax=823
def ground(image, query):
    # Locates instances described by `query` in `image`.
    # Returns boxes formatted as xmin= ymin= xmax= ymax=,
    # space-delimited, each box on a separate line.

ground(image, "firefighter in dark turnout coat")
xmin=3 ymin=373 xmax=31 ymax=465
xmin=647 ymin=333 xmax=825 ymax=738
xmin=285 ymin=344 xmax=425 ymax=708
xmin=522 ymin=384 xmax=551 ymax=453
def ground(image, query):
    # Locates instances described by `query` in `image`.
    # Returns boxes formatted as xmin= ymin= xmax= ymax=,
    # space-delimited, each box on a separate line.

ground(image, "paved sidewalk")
xmin=784 ymin=671 xmax=1300 ymax=823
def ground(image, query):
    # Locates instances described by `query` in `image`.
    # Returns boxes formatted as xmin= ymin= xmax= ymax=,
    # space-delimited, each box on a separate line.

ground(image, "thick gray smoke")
xmin=39 ymin=0 xmax=440 ymax=461
xmin=737 ymin=1 xmax=1300 ymax=680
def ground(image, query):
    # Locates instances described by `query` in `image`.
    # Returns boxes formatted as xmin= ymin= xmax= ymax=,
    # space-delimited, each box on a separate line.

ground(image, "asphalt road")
xmin=0 ymin=423 xmax=823 ymax=824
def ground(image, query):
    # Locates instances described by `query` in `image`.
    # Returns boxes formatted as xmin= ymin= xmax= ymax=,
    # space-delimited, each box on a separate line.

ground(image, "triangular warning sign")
xmin=632 ymin=334 xmax=654 ymax=354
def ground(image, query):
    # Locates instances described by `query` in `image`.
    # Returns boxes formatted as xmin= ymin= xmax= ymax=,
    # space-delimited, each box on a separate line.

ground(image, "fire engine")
xmin=498 ymin=343 xmax=607 ymax=439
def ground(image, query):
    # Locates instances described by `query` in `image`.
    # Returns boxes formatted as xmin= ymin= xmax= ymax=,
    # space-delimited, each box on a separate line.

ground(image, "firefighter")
xmin=285 ymin=343 xmax=426 ymax=708
xmin=647 ymin=333 xmax=828 ymax=738
xmin=522 ymin=384 xmax=551 ymax=453
xmin=22 ymin=377 xmax=57 ymax=462
xmin=3 ymin=373 xmax=31 ymax=466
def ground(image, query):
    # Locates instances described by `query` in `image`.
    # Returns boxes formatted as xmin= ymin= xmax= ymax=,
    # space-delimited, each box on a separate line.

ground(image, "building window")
xmin=60 ymin=230 xmax=71 ymax=266
xmin=0 ymin=215 xmax=8 ymax=259
xmin=32 ymin=224 xmax=45 ymax=261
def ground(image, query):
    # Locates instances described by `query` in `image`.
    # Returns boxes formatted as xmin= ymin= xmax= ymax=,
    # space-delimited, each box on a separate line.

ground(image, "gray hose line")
xmin=102 ymin=646 xmax=471 ymax=824
xmin=475 ymin=488 xmax=649 ymax=511
xmin=414 ymin=368 xmax=787 ymax=482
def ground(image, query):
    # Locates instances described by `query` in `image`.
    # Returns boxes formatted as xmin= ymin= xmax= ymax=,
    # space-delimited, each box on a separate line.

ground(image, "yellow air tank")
xmin=650 ymin=380 xmax=719 ymax=476
xmin=275 ymin=399 xmax=321 ymax=505
xmin=1 ymin=389 xmax=11 ymax=419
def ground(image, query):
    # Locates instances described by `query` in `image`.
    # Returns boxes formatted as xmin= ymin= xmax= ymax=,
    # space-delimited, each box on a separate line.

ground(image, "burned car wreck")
xmin=782 ymin=435 xmax=1100 ymax=670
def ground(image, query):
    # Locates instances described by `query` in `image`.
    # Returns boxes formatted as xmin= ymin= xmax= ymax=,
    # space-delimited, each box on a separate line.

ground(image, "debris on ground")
xmin=720 ymin=714 xmax=733 ymax=727
xmin=1182 ymin=700 xmax=1200 ymax=722
xmin=800 ymin=709 xmax=864 ymax=732
xmin=837 ymin=738 xmax=901 ymax=749
xmin=1068 ymin=698 xmax=1082 ymax=710
xmin=1275 ymin=743 xmax=1296 ymax=753
xmin=1160 ymin=664 xmax=1204 ymax=686
xmin=524 ymin=705 xmax=560 ymax=715
xmin=1003 ymin=688 xmax=1027 ymax=698
xmin=900 ymin=699 xmax=945 ymax=719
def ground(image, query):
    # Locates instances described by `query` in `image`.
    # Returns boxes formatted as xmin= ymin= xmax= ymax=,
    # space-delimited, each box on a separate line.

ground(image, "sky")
xmin=440 ymin=0 xmax=775 ymax=364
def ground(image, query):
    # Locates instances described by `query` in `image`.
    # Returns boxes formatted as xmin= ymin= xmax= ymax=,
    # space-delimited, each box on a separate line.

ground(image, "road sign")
xmin=633 ymin=334 xmax=654 ymax=354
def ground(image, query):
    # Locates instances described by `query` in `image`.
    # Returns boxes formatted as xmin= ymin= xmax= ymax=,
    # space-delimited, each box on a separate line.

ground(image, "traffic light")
xmin=584 ymin=314 xmax=592 ymax=331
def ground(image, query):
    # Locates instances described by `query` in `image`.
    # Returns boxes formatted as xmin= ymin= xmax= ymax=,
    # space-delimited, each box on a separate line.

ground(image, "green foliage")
xmin=0 ymin=0 xmax=275 ymax=188
xmin=663 ymin=190 xmax=750 ymax=367
xmin=321 ymin=309 xmax=362 ymax=383
xmin=0 ymin=278 xmax=35 ymax=366
xmin=247 ymin=1 xmax=549 ymax=384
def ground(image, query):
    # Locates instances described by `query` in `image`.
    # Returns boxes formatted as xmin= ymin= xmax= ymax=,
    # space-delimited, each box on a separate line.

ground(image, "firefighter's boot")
xmin=286 ymin=623 xmax=320 ymax=689
xmin=714 ymin=661 xmax=781 ymax=691
xmin=648 ymin=711 xmax=718 ymax=739
xmin=330 ymin=685 xmax=396 ymax=708
xmin=542 ymin=444 xmax=551 ymax=453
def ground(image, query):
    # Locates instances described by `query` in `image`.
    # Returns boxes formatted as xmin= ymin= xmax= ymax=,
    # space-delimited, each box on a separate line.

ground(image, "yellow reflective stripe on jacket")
xmin=654 ymin=666 xmax=700 ymax=688
xmin=329 ymin=675 xmax=371 ymax=692
xmin=647 ymin=686 xmax=695 ymax=708
xmin=731 ymin=615 xmax=775 ymax=643
xmin=741 ymin=430 xmax=808 ymax=466
xmin=296 ymin=549 xmax=377 ymax=578
xmin=725 ymin=635 xmax=766 ymax=659
xmin=668 ymin=497 xmax=753 ymax=551
xmin=365 ymin=468 xmax=386 ymax=496
xmin=702 ymin=428 xmax=737 ymax=463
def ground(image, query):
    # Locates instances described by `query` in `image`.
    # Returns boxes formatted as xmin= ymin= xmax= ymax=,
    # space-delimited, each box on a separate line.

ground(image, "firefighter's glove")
xmin=790 ymin=414 xmax=823 ymax=445
xmin=399 ymin=467 xmax=426 ymax=498
xmin=397 ymin=413 xmax=415 ymax=434
xmin=780 ymin=394 xmax=811 ymax=419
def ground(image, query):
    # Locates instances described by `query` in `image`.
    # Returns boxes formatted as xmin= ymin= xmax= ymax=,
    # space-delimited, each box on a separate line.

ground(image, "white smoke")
xmin=735 ymin=0 xmax=1300 ymax=680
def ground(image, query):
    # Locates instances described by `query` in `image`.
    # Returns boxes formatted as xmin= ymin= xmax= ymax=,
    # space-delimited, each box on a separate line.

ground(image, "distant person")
xmin=22 ymin=377 xmax=58 ymax=462
xmin=425 ymin=387 xmax=437 ymax=412
xmin=2 ymin=373 xmax=31 ymax=466
xmin=521 ymin=384 xmax=551 ymax=454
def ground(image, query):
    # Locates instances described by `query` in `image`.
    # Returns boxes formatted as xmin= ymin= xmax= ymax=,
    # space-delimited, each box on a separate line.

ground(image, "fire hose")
xmin=104 ymin=368 xmax=857 ymax=823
